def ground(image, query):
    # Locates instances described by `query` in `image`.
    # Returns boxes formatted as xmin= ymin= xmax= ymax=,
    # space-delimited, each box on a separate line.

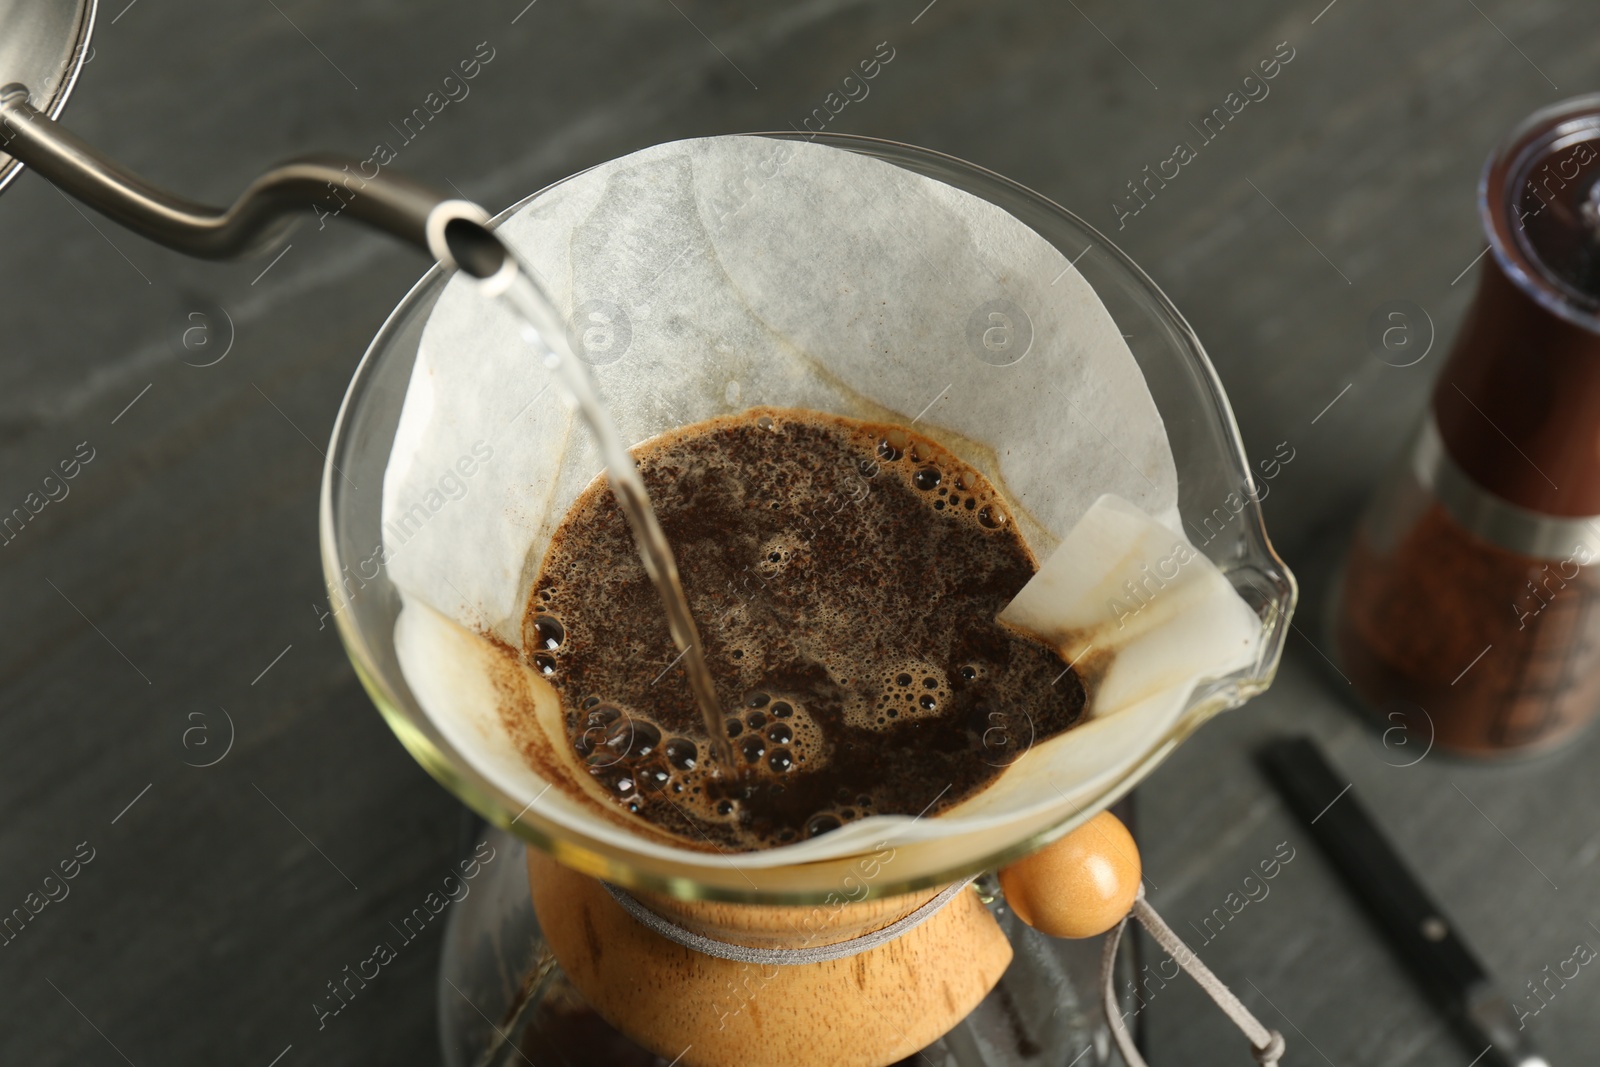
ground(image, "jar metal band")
xmin=1412 ymin=417 xmax=1600 ymax=561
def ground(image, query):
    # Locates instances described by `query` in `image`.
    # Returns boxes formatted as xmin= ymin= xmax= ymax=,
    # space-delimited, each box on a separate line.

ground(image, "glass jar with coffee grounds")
xmin=1337 ymin=94 xmax=1600 ymax=755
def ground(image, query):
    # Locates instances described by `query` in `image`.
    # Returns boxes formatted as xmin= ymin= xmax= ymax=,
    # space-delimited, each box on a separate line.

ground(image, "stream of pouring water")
xmin=492 ymin=256 xmax=735 ymax=771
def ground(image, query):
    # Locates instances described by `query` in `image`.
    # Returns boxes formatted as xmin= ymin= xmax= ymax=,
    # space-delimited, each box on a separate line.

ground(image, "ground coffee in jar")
xmin=1338 ymin=95 xmax=1600 ymax=755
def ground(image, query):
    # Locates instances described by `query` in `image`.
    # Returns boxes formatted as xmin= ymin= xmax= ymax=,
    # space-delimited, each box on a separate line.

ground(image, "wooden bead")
xmin=998 ymin=811 xmax=1141 ymax=938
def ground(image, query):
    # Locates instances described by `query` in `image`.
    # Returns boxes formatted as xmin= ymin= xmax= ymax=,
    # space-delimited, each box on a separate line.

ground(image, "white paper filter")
xmin=381 ymin=136 xmax=1261 ymax=869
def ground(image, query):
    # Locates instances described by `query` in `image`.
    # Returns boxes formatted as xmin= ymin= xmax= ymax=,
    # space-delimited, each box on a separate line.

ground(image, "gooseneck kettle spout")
xmin=0 ymin=83 xmax=508 ymax=280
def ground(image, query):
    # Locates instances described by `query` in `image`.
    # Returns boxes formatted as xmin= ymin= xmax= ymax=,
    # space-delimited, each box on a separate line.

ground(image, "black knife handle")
xmin=1257 ymin=737 xmax=1489 ymax=1011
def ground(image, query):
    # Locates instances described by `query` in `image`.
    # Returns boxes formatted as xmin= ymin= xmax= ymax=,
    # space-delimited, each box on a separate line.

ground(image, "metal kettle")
xmin=0 ymin=0 xmax=507 ymax=277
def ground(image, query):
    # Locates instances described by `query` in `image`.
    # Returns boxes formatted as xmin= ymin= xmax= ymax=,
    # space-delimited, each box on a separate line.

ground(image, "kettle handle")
xmin=0 ymin=82 xmax=506 ymax=278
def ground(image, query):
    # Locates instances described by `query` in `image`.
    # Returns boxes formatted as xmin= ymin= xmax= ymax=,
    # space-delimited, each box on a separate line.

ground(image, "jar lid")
xmin=1483 ymin=94 xmax=1600 ymax=335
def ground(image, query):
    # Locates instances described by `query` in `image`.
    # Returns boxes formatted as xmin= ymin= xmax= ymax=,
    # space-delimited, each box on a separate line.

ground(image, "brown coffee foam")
xmin=507 ymin=407 xmax=1087 ymax=851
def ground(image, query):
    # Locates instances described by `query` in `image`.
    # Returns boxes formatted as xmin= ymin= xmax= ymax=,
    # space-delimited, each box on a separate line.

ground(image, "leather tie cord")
xmin=1101 ymin=885 xmax=1286 ymax=1066
xmin=599 ymin=875 xmax=978 ymax=966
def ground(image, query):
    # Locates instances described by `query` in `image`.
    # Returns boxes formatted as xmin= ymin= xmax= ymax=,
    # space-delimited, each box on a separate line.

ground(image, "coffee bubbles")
xmin=522 ymin=408 xmax=1086 ymax=850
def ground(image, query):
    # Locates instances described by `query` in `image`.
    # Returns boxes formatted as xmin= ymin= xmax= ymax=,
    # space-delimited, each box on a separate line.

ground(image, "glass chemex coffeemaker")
xmin=2 ymin=5 xmax=1295 ymax=1064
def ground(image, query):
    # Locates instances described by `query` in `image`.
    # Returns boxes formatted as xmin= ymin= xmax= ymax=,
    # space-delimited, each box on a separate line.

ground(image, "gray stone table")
xmin=1 ymin=0 xmax=1596 ymax=1064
